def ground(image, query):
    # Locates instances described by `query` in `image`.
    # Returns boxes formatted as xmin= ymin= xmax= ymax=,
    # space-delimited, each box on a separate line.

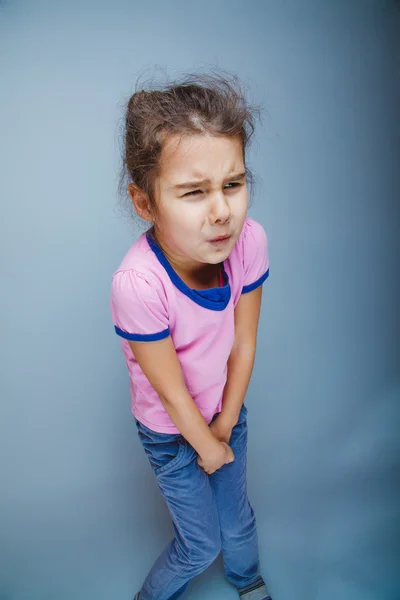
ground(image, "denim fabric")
xmin=135 ymin=403 xmax=270 ymax=600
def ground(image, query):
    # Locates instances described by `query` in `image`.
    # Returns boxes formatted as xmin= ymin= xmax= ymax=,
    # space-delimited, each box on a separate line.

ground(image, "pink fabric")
xmin=110 ymin=216 xmax=269 ymax=433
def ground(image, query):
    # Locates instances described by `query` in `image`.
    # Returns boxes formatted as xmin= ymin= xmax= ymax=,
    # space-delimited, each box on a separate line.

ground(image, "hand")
xmin=209 ymin=413 xmax=234 ymax=444
xmin=197 ymin=441 xmax=234 ymax=475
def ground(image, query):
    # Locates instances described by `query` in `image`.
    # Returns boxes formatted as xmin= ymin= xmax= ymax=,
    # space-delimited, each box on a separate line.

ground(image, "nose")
xmin=209 ymin=192 xmax=231 ymax=225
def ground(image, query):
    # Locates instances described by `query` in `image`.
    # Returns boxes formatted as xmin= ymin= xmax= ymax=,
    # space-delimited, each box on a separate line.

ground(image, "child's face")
xmin=153 ymin=133 xmax=248 ymax=268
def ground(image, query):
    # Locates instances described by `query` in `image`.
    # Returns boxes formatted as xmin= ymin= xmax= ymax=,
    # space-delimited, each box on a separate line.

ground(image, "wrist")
xmin=199 ymin=435 xmax=223 ymax=461
xmin=218 ymin=408 xmax=239 ymax=430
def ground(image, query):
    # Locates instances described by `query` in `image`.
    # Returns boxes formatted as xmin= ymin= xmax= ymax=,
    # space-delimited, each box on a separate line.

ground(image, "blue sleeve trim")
xmin=241 ymin=268 xmax=269 ymax=294
xmin=114 ymin=326 xmax=170 ymax=342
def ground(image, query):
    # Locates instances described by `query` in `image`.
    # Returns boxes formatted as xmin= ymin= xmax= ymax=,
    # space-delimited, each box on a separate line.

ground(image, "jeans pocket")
xmin=136 ymin=423 xmax=185 ymax=477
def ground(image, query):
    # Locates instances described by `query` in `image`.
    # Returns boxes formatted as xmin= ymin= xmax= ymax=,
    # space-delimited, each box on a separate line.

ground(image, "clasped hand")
xmin=197 ymin=413 xmax=235 ymax=475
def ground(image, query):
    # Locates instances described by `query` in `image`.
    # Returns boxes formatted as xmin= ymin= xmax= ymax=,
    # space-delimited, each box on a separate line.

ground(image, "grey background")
xmin=1 ymin=1 xmax=399 ymax=599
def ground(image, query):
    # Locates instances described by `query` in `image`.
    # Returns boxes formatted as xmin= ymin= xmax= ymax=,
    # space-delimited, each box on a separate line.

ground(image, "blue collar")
xmin=146 ymin=232 xmax=231 ymax=311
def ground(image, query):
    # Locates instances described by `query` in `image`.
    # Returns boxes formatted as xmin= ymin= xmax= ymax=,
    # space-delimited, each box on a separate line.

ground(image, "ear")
xmin=128 ymin=184 xmax=154 ymax=222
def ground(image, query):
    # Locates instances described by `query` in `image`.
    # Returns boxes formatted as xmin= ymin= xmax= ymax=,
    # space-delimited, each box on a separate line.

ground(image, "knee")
xmin=190 ymin=532 xmax=221 ymax=568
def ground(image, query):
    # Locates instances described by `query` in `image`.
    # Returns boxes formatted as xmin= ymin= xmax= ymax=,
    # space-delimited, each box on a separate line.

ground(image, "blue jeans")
xmin=135 ymin=403 xmax=270 ymax=600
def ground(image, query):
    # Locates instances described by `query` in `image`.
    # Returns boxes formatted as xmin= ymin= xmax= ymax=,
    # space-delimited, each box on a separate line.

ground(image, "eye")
xmin=224 ymin=182 xmax=242 ymax=190
xmin=182 ymin=182 xmax=243 ymax=198
xmin=183 ymin=189 xmax=202 ymax=197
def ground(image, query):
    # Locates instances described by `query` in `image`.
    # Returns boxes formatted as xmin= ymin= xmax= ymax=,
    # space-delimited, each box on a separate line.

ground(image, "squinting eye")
xmin=225 ymin=182 xmax=242 ymax=189
xmin=183 ymin=182 xmax=242 ymax=197
xmin=184 ymin=189 xmax=202 ymax=197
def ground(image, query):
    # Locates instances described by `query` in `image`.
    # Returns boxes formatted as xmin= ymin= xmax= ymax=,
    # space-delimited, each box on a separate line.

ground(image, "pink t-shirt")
xmin=110 ymin=216 xmax=269 ymax=433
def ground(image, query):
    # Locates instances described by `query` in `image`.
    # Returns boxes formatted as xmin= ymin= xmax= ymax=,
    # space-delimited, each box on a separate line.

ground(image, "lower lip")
xmin=209 ymin=236 xmax=231 ymax=246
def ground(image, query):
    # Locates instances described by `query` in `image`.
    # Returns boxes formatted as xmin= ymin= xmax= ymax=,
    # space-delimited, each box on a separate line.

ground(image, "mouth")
xmin=208 ymin=234 xmax=231 ymax=244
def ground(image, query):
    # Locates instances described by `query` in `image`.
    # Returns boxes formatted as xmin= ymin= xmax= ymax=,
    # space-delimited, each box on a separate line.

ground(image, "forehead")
xmin=159 ymin=134 xmax=244 ymax=182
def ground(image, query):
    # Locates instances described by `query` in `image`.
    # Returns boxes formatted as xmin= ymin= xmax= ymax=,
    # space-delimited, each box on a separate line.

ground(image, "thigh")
xmin=209 ymin=404 xmax=250 ymax=517
xmin=136 ymin=420 xmax=221 ymax=556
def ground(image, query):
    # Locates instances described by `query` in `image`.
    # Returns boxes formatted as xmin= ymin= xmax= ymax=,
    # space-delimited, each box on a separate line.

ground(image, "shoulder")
xmin=228 ymin=215 xmax=270 ymax=294
xmin=111 ymin=233 xmax=167 ymax=304
xmin=231 ymin=215 xmax=269 ymax=268
xmin=239 ymin=216 xmax=268 ymax=252
xmin=110 ymin=234 xmax=170 ymax=339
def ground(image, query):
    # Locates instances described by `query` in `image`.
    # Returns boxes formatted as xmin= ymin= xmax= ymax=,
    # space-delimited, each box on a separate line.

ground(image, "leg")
xmin=135 ymin=420 xmax=222 ymax=600
xmin=209 ymin=404 xmax=272 ymax=599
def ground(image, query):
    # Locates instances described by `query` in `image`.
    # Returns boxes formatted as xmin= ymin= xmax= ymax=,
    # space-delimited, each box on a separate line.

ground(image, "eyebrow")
xmin=173 ymin=171 xmax=246 ymax=189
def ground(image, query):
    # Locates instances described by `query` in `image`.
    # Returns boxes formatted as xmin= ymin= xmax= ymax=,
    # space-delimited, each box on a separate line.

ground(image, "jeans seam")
xmin=154 ymin=439 xmax=186 ymax=477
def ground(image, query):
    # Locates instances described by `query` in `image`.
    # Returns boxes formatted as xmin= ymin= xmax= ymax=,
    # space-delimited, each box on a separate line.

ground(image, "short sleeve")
xmin=110 ymin=269 xmax=170 ymax=342
xmin=241 ymin=217 xmax=270 ymax=294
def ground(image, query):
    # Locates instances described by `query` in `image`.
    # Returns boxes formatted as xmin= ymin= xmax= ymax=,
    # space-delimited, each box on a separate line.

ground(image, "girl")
xmin=110 ymin=71 xmax=272 ymax=600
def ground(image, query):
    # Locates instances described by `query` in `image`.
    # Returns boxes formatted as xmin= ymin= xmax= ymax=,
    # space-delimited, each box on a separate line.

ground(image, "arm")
xmin=111 ymin=267 xmax=232 ymax=473
xmin=213 ymin=285 xmax=263 ymax=435
xmin=128 ymin=336 xmax=226 ymax=462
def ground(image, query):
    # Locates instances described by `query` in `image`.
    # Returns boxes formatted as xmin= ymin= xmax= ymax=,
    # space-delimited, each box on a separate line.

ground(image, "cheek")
xmin=231 ymin=195 xmax=248 ymax=236
xmin=160 ymin=205 xmax=202 ymax=243
xmin=173 ymin=203 xmax=204 ymax=229
xmin=231 ymin=192 xmax=248 ymax=220
xmin=239 ymin=188 xmax=249 ymax=209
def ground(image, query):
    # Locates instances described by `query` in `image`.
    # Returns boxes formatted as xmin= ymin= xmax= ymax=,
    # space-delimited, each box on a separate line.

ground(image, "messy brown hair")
xmin=117 ymin=67 xmax=263 ymax=227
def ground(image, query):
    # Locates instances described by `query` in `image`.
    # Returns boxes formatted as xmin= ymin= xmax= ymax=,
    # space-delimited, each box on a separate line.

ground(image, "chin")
xmin=206 ymin=247 xmax=232 ymax=263
xmin=204 ymin=255 xmax=223 ymax=264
